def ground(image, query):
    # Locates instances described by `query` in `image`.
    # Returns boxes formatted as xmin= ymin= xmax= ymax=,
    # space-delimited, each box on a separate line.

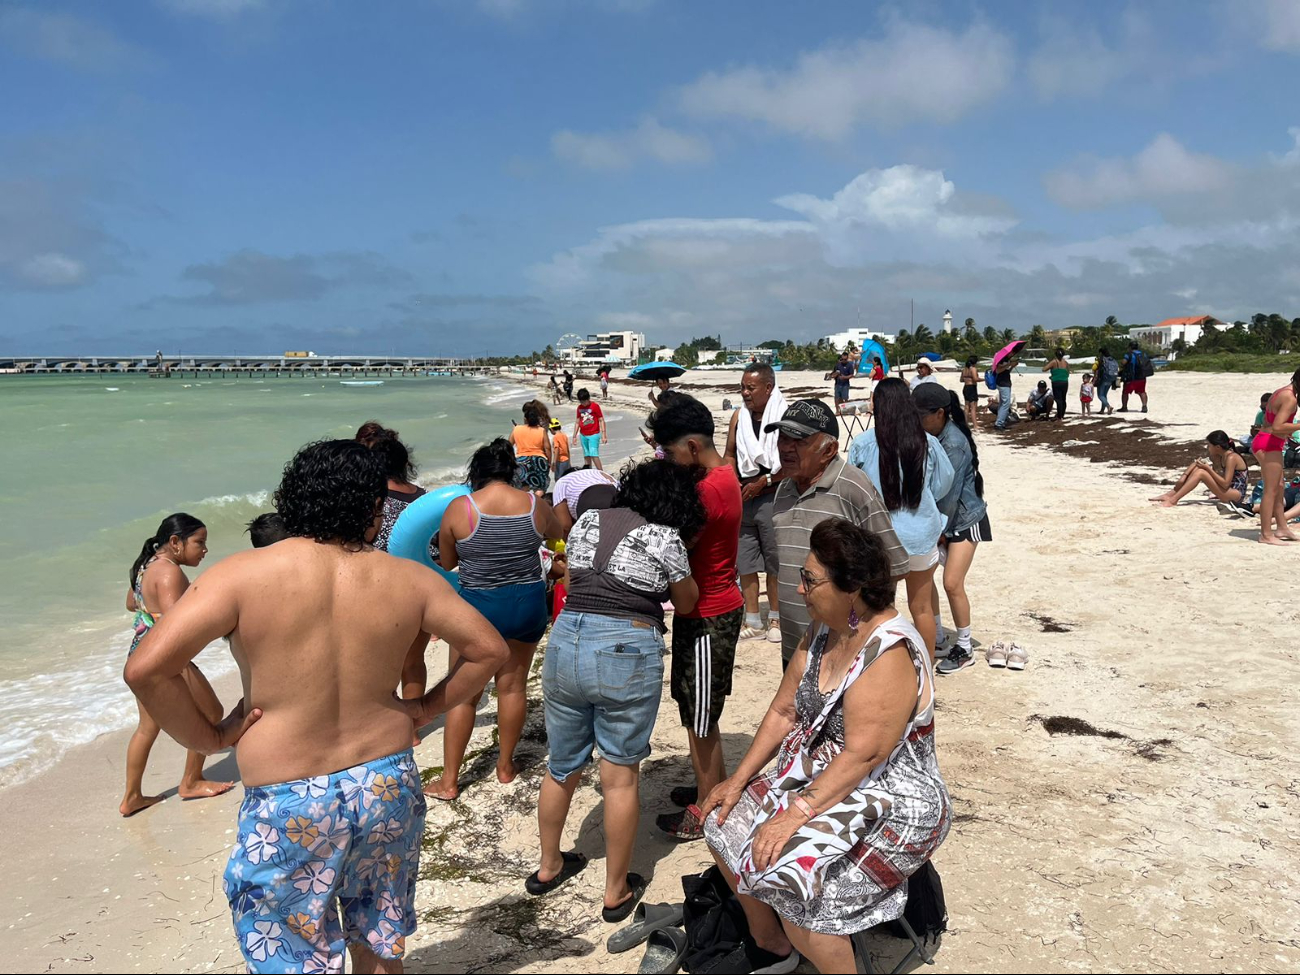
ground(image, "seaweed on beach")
xmin=1031 ymin=714 xmax=1175 ymax=762
xmin=1027 ymin=613 xmax=1073 ymax=633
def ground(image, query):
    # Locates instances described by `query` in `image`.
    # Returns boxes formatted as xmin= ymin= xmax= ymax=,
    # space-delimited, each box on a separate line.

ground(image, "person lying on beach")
xmin=125 ymin=439 xmax=507 ymax=974
xmin=1150 ymin=431 xmax=1249 ymax=508
xmin=121 ymin=514 xmax=235 ymax=816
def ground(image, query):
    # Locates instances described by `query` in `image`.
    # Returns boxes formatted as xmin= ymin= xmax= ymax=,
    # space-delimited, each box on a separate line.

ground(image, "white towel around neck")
xmin=735 ymin=386 xmax=788 ymax=478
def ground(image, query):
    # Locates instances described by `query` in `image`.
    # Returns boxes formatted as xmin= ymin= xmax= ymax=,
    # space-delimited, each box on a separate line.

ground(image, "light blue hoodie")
xmin=847 ymin=430 xmax=955 ymax=557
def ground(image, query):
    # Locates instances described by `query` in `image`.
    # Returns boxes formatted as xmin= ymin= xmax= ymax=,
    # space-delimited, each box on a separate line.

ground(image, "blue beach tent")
xmin=855 ymin=339 xmax=890 ymax=376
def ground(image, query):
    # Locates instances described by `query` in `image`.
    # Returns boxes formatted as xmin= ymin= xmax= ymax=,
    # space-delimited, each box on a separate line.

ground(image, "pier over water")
xmin=0 ymin=355 xmax=495 ymax=378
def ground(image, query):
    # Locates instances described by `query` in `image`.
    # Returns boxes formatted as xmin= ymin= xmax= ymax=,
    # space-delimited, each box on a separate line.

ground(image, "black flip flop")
xmin=602 ymin=872 xmax=648 ymax=924
xmin=607 ymin=901 xmax=684 ymax=954
xmin=637 ymin=926 xmax=688 ymax=974
xmin=525 ymin=851 xmax=587 ymax=896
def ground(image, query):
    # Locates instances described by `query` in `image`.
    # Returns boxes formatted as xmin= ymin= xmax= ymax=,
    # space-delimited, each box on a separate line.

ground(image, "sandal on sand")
xmin=602 ymin=873 xmax=649 ymax=924
xmin=986 ymin=641 xmax=1008 ymax=668
xmin=637 ymin=927 xmax=688 ymax=974
xmin=1007 ymin=643 xmax=1028 ymax=671
xmin=525 ymin=851 xmax=587 ymax=896
xmin=656 ymin=804 xmax=705 ymax=842
xmin=607 ymin=902 xmax=684 ymax=954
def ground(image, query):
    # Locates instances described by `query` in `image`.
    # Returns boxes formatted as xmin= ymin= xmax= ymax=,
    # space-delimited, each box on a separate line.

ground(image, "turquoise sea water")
xmin=0 ymin=373 xmax=636 ymax=785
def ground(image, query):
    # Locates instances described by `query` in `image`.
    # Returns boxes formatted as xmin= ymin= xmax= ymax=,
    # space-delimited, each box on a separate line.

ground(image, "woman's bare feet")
xmin=424 ymin=777 xmax=460 ymax=801
xmin=1159 ymin=499 xmax=1178 ymax=507
xmin=179 ymin=778 xmax=236 ymax=800
xmin=497 ymin=759 xmax=518 ymax=785
xmin=1259 ymin=534 xmax=1288 ymax=546
xmin=119 ymin=792 xmax=166 ymax=818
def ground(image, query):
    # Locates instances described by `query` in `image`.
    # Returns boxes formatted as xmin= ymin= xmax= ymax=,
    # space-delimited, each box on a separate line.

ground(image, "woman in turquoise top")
xmin=1043 ymin=348 xmax=1071 ymax=420
xmin=847 ymin=378 xmax=954 ymax=659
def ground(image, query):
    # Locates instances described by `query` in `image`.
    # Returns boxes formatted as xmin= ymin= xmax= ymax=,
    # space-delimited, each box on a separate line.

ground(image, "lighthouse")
xmin=943 ymin=309 xmax=953 ymax=334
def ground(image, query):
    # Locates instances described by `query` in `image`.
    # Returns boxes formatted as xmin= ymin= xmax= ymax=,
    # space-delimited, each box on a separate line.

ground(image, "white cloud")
xmin=676 ymin=20 xmax=1014 ymax=140
xmin=776 ymin=165 xmax=1017 ymax=240
xmin=551 ymin=117 xmax=711 ymax=170
xmin=1044 ymin=134 xmax=1232 ymax=210
xmin=1258 ymin=0 xmax=1300 ymax=52
xmin=18 ymin=253 xmax=87 ymax=288
xmin=1280 ymin=127 xmax=1300 ymax=165
xmin=527 ymin=153 xmax=1300 ymax=346
xmin=0 ymin=8 xmax=143 ymax=71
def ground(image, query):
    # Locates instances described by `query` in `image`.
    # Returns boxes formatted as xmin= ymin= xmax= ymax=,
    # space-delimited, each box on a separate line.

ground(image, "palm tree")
xmin=1028 ymin=325 xmax=1047 ymax=349
xmin=914 ymin=324 xmax=934 ymax=347
xmin=983 ymin=325 xmax=998 ymax=343
xmin=1104 ymin=315 xmax=1119 ymax=332
xmin=999 ymin=328 xmax=1017 ymax=345
xmin=963 ymin=319 xmax=978 ymax=342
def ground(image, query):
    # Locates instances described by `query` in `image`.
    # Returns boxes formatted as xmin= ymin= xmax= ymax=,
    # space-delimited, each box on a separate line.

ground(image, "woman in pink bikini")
xmin=1251 ymin=369 xmax=1300 ymax=545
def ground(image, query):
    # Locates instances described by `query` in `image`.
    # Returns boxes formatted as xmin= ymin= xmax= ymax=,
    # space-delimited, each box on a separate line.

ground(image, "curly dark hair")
xmin=355 ymin=421 xmax=418 ymax=482
xmin=808 ymin=518 xmax=896 ymax=613
xmin=647 ymin=392 xmax=714 ymax=445
xmin=612 ymin=458 xmax=706 ymax=538
xmin=274 ymin=440 xmax=387 ymax=546
xmin=466 ymin=438 xmax=519 ymax=491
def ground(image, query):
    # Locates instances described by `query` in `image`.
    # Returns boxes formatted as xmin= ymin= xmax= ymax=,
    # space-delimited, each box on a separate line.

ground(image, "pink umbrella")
xmin=992 ymin=340 xmax=1026 ymax=370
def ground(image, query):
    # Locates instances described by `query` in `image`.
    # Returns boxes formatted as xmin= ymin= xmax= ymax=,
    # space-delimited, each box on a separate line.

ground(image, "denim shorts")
xmin=542 ymin=611 xmax=665 ymax=781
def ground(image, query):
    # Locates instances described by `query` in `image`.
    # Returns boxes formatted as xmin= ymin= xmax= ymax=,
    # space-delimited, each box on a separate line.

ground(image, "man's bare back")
xmin=126 ymin=537 xmax=508 ymax=786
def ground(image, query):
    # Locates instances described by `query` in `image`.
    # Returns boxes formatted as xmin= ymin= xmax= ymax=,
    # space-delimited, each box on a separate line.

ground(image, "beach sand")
xmin=7 ymin=367 xmax=1300 ymax=973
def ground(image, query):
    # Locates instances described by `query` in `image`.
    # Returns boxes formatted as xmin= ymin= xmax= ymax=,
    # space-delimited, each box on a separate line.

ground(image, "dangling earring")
xmin=848 ymin=605 xmax=860 ymax=631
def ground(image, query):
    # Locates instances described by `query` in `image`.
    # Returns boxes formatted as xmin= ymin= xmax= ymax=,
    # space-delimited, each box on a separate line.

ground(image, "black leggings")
xmin=1052 ymin=381 xmax=1068 ymax=419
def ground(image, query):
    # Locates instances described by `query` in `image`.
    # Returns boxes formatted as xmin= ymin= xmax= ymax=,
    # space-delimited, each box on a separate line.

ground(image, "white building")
xmin=822 ymin=327 xmax=896 ymax=351
xmin=564 ymin=330 xmax=645 ymax=365
xmin=943 ymin=310 xmax=953 ymax=334
xmin=1128 ymin=316 xmax=1221 ymax=349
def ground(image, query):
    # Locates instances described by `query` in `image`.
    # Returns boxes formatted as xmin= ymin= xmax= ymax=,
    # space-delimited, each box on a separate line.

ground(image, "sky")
xmin=3 ymin=0 xmax=1300 ymax=357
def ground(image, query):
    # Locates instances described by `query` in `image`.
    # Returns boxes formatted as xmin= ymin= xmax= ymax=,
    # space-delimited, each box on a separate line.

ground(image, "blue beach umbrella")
xmin=856 ymin=339 xmax=890 ymax=376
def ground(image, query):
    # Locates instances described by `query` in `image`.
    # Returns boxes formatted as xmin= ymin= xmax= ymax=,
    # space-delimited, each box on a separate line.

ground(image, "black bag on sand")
xmin=885 ymin=861 xmax=948 ymax=942
xmin=681 ymin=866 xmax=752 ymax=974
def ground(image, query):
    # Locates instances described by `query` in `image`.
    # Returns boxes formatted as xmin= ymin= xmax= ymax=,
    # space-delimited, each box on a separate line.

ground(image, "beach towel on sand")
xmin=735 ymin=386 xmax=788 ymax=478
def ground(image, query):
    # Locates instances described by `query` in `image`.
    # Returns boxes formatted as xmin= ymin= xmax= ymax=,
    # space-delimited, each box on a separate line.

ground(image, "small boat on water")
xmin=340 ymin=380 xmax=384 ymax=387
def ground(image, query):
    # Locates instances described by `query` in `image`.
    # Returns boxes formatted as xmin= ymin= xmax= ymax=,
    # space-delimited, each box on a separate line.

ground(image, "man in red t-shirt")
xmin=648 ymin=393 xmax=744 ymax=842
xmin=571 ymin=388 xmax=608 ymax=470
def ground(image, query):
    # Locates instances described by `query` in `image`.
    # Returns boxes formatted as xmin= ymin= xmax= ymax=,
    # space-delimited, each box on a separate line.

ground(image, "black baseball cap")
xmin=912 ymin=382 xmax=950 ymax=412
xmin=765 ymin=399 xmax=839 ymax=440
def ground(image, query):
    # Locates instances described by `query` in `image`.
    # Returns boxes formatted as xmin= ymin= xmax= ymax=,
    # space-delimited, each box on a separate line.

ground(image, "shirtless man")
xmin=126 ymin=440 xmax=508 ymax=974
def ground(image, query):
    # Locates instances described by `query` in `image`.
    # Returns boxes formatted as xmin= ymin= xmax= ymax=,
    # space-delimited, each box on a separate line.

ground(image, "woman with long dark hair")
xmin=915 ymin=386 xmax=990 ymax=674
xmin=1095 ymin=347 xmax=1119 ymax=415
xmin=530 ymin=459 xmax=702 ymax=922
xmin=1150 ymin=431 xmax=1249 ymax=508
xmin=426 ymin=439 xmax=562 ymax=800
xmin=356 ymin=421 xmax=425 ymax=552
xmin=1251 ymin=370 xmax=1300 ymax=544
xmin=847 ymin=378 xmax=954 ymax=657
xmin=509 ymin=399 xmax=553 ymax=496
xmin=121 ymin=513 xmax=234 ymax=816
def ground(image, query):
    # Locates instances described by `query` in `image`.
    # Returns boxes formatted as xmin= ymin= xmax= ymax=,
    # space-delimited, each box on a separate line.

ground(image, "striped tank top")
xmin=455 ymin=493 xmax=543 ymax=589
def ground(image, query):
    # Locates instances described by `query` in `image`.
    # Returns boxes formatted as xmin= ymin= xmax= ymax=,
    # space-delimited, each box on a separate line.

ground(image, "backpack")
xmin=682 ymin=866 xmax=750 ymax=973
xmin=1139 ymin=351 xmax=1155 ymax=379
xmin=984 ymin=368 xmax=997 ymax=390
xmin=885 ymin=862 xmax=949 ymax=943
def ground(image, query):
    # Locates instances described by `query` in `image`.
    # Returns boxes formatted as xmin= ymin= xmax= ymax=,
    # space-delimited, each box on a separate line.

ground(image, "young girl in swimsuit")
xmin=121 ymin=513 xmax=235 ymax=816
xmin=960 ymin=355 xmax=981 ymax=426
xmin=1150 ymin=431 xmax=1249 ymax=508
xmin=1251 ymin=370 xmax=1300 ymax=544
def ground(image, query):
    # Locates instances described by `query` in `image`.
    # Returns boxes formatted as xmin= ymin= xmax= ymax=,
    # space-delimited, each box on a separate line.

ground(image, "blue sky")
xmin=3 ymin=0 xmax=1300 ymax=356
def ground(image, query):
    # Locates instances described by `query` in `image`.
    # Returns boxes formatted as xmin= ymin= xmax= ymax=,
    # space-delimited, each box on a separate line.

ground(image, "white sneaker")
xmin=766 ymin=622 xmax=782 ymax=643
xmin=739 ymin=624 xmax=765 ymax=641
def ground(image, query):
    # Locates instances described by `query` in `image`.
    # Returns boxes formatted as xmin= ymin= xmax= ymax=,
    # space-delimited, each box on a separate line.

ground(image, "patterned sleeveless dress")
xmin=704 ymin=614 xmax=950 ymax=935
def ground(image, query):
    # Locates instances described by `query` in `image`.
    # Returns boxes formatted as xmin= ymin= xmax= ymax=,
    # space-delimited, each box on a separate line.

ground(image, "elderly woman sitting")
xmin=701 ymin=518 xmax=950 ymax=973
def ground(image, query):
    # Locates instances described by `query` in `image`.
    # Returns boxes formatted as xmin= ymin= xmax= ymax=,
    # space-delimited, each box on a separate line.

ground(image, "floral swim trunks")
xmin=223 ymin=749 xmax=426 ymax=973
